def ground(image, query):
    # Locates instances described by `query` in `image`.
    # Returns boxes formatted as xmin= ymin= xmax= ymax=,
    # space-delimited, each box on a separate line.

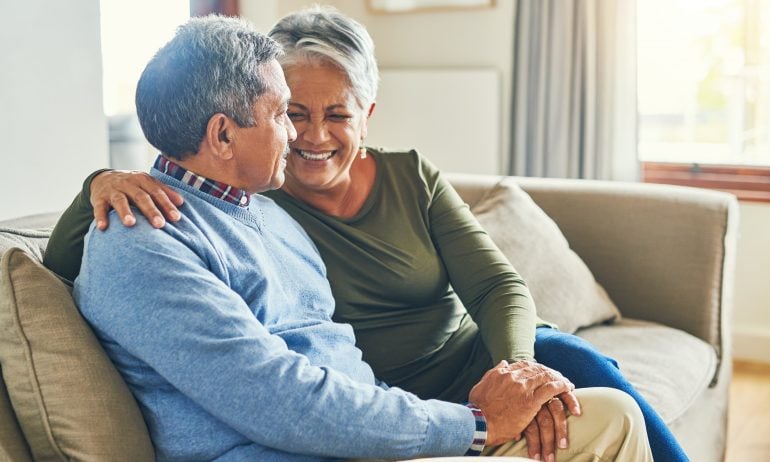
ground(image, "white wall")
xmin=240 ymin=0 xmax=279 ymax=35
xmin=733 ymin=202 xmax=770 ymax=364
xmin=0 ymin=0 xmax=108 ymax=221
xmin=259 ymin=0 xmax=515 ymax=173
xmin=366 ymin=69 xmax=500 ymax=174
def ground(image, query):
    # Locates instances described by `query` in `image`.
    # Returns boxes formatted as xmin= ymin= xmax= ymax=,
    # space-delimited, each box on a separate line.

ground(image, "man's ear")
xmin=204 ymin=113 xmax=235 ymax=160
xmin=367 ymin=102 xmax=376 ymax=118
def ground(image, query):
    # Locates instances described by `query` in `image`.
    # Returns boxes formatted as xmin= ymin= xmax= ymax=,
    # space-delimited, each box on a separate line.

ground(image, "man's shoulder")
xmin=80 ymin=204 xmax=209 ymax=274
xmin=251 ymin=193 xmax=314 ymax=236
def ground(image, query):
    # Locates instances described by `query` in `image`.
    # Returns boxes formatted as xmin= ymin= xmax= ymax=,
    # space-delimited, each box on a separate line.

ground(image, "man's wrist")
xmin=464 ymin=403 xmax=487 ymax=456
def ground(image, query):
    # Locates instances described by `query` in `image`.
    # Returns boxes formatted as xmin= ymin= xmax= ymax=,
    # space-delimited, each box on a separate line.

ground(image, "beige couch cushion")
xmin=471 ymin=179 xmax=620 ymax=333
xmin=577 ymin=318 xmax=717 ymax=424
xmin=0 ymin=247 xmax=154 ymax=461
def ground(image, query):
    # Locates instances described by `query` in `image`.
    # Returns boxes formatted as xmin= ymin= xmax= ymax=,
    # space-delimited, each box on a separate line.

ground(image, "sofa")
xmin=0 ymin=174 xmax=738 ymax=462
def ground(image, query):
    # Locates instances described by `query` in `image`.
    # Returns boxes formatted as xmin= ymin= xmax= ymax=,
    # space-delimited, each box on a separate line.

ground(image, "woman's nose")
xmin=302 ymin=120 xmax=330 ymax=145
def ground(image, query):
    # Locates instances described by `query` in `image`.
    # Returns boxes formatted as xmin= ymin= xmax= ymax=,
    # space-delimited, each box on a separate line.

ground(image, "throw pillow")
xmin=471 ymin=179 xmax=621 ymax=333
xmin=0 ymin=247 xmax=154 ymax=461
xmin=0 ymin=369 xmax=32 ymax=462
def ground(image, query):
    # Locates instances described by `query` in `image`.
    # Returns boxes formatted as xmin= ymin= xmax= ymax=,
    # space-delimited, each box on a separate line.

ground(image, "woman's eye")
xmin=287 ymin=112 xmax=305 ymax=121
xmin=328 ymin=114 xmax=351 ymax=121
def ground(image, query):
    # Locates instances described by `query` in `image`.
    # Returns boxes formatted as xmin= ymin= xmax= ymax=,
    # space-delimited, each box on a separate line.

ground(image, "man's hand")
xmin=468 ymin=361 xmax=580 ymax=449
xmin=91 ymin=170 xmax=184 ymax=230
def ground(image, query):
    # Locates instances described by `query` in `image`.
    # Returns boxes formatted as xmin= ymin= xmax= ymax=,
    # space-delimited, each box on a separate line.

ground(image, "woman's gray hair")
xmin=269 ymin=6 xmax=378 ymax=107
xmin=136 ymin=15 xmax=282 ymax=160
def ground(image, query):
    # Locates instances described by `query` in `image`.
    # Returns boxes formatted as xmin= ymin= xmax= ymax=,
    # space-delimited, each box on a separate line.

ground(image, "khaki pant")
xmin=359 ymin=387 xmax=653 ymax=462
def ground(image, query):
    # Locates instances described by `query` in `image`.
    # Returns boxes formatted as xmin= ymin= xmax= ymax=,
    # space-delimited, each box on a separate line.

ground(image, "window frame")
xmin=642 ymin=161 xmax=770 ymax=203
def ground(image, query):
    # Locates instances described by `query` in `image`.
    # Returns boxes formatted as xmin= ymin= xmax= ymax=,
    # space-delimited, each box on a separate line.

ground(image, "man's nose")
xmin=286 ymin=116 xmax=297 ymax=143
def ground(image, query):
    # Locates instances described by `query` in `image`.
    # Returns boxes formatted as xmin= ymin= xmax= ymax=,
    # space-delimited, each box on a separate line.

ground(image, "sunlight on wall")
xmin=100 ymin=0 xmax=188 ymax=116
xmin=99 ymin=0 xmax=188 ymax=169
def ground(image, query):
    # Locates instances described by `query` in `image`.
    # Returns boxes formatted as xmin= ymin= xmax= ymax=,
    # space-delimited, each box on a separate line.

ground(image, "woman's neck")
xmin=283 ymin=155 xmax=376 ymax=218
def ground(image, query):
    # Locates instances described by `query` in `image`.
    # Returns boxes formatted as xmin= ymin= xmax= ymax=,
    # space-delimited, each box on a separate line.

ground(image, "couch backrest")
xmin=0 ymin=212 xmax=59 ymax=261
xmin=447 ymin=172 xmax=737 ymax=382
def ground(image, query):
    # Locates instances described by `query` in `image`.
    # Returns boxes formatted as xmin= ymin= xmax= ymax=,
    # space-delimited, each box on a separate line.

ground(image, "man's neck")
xmin=173 ymin=155 xmax=239 ymax=191
xmin=155 ymin=155 xmax=251 ymax=207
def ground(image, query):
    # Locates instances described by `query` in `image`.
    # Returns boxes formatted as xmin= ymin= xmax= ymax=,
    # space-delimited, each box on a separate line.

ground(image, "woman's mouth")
xmin=296 ymin=150 xmax=335 ymax=161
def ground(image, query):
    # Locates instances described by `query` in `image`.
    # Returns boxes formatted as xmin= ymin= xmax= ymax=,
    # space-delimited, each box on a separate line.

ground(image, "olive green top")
xmin=44 ymin=149 xmax=538 ymax=403
xmin=44 ymin=168 xmax=109 ymax=282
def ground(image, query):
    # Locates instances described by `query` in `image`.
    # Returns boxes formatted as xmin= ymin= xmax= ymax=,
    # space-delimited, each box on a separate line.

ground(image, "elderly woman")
xmin=45 ymin=7 xmax=686 ymax=462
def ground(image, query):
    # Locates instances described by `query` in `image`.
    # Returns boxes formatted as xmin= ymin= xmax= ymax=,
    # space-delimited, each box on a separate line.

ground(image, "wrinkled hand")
xmin=468 ymin=361 xmax=580 ymax=448
xmin=91 ymin=170 xmax=184 ymax=230
xmin=522 ymin=390 xmax=578 ymax=461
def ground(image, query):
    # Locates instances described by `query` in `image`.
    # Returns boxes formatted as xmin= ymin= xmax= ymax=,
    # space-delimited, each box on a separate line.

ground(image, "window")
xmin=638 ymin=0 xmax=770 ymax=201
xmin=99 ymin=0 xmax=189 ymax=169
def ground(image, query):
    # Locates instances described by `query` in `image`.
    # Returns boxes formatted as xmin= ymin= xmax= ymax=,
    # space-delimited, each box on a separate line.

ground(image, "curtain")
xmin=509 ymin=0 xmax=638 ymax=181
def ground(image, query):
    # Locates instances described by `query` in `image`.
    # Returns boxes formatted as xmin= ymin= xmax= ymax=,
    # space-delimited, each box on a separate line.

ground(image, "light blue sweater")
xmin=73 ymin=170 xmax=474 ymax=462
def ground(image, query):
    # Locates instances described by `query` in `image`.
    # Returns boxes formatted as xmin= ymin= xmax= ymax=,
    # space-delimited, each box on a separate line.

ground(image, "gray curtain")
xmin=509 ymin=0 xmax=638 ymax=181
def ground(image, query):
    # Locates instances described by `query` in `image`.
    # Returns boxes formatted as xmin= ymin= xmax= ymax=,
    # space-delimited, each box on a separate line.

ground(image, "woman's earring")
xmin=359 ymin=146 xmax=367 ymax=160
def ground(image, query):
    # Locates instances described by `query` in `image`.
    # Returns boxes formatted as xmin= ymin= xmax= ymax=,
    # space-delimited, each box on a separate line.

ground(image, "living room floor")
xmin=725 ymin=361 xmax=770 ymax=460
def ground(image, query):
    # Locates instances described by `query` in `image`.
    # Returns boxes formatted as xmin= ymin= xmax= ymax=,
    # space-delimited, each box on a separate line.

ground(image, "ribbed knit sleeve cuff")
xmin=464 ymin=404 xmax=487 ymax=456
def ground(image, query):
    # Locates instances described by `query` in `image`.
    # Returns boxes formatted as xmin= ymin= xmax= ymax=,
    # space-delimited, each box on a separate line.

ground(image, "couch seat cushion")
xmin=576 ymin=318 xmax=717 ymax=423
xmin=471 ymin=179 xmax=621 ymax=333
xmin=0 ymin=247 xmax=154 ymax=461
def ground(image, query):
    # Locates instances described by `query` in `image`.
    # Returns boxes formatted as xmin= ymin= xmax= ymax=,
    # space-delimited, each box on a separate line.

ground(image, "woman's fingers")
xmin=547 ymin=397 xmax=569 ymax=450
xmin=110 ymin=193 xmax=136 ymax=227
xmin=93 ymin=198 xmax=112 ymax=231
xmin=523 ymin=419 xmax=542 ymax=460
xmin=145 ymin=184 xmax=184 ymax=225
xmin=558 ymin=390 xmax=582 ymax=417
xmin=164 ymin=184 xmax=185 ymax=207
xmin=132 ymin=190 xmax=166 ymax=228
xmin=90 ymin=170 xmax=185 ymax=229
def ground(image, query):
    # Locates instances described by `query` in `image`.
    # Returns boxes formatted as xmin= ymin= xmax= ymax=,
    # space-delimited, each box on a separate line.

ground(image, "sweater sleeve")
xmin=43 ymin=169 xmax=110 ymax=282
xmin=74 ymin=215 xmax=476 ymax=460
xmin=422 ymin=158 xmax=536 ymax=363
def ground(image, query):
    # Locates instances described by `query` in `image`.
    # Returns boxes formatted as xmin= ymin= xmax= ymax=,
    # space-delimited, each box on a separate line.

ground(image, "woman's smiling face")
xmin=283 ymin=61 xmax=371 ymax=195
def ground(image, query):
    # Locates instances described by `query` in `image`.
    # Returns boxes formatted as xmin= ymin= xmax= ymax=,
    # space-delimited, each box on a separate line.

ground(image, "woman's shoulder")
xmin=368 ymin=146 xmax=443 ymax=198
xmin=367 ymin=146 xmax=418 ymax=161
xmin=368 ymin=147 xmax=439 ymax=175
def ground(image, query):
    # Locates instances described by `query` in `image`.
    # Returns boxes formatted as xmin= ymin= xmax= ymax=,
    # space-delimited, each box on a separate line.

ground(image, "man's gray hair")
xmin=136 ymin=15 xmax=282 ymax=160
xmin=269 ymin=6 xmax=378 ymax=108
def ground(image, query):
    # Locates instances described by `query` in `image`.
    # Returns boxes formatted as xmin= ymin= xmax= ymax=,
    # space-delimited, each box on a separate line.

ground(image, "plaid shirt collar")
xmin=153 ymin=155 xmax=250 ymax=207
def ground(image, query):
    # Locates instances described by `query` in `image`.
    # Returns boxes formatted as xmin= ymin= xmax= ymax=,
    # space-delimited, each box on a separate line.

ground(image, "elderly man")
xmin=73 ymin=15 xmax=651 ymax=462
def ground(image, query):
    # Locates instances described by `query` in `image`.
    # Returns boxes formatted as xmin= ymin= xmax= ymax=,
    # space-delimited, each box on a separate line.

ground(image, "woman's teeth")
xmin=298 ymin=150 xmax=334 ymax=161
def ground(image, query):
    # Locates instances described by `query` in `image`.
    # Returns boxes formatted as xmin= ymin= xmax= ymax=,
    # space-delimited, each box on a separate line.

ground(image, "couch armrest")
xmin=447 ymin=173 xmax=739 ymax=377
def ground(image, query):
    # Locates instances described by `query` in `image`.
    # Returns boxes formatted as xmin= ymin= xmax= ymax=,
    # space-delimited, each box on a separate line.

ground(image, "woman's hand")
xmin=468 ymin=361 xmax=579 ymax=448
xmin=522 ymin=391 xmax=580 ymax=462
xmin=91 ymin=170 xmax=184 ymax=230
